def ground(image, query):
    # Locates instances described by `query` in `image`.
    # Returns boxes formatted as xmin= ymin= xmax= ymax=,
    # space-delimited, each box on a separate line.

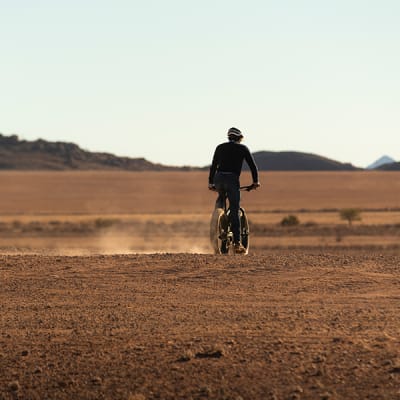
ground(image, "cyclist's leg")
xmin=215 ymin=193 xmax=224 ymax=209
xmin=226 ymin=175 xmax=241 ymax=244
xmin=213 ymin=172 xmax=226 ymax=209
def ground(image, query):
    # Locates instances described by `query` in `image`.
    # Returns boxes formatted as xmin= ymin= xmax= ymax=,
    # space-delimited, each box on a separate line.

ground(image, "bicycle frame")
xmin=217 ymin=185 xmax=255 ymax=211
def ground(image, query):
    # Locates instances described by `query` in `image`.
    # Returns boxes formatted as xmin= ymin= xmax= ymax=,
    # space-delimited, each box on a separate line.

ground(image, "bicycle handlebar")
xmin=209 ymin=184 xmax=258 ymax=192
xmin=240 ymin=185 xmax=257 ymax=192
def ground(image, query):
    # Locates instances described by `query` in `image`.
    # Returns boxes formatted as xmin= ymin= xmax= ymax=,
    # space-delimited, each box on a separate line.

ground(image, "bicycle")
xmin=210 ymin=185 xmax=255 ymax=255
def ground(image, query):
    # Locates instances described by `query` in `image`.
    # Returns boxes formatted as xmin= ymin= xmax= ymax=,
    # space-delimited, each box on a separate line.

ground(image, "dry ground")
xmin=1 ymin=172 xmax=400 ymax=399
xmin=1 ymin=251 xmax=400 ymax=400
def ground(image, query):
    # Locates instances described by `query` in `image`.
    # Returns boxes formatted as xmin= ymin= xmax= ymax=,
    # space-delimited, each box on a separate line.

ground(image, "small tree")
xmin=339 ymin=208 xmax=361 ymax=226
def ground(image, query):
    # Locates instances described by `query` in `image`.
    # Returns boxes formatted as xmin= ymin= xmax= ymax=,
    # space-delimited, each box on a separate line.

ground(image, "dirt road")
xmin=1 ymin=251 xmax=400 ymax=400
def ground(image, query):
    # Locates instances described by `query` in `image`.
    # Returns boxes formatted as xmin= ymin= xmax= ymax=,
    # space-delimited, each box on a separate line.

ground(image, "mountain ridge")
xmin=0 ymin=134 xmax=188 ymax=171
xmin=0 ymin=133 xmax=396 ymax=171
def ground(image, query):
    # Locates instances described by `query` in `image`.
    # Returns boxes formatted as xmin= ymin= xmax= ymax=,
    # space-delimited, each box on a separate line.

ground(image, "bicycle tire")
xmin=210 ymin=208 xmax=229 ymax=254
xmin=240 ymin=207 xmax=250 ymax=255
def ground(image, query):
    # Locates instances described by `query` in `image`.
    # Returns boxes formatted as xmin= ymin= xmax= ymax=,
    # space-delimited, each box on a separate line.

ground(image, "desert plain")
xmin=1 ymin=171 xmax=400 ymax=400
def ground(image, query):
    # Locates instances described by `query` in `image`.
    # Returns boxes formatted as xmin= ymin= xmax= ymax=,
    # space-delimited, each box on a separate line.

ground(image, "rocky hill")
xmin=0 ymin=134 xmax=183 ymax=171
xmin=375 ymin=162 xmax=400 ymax=171
xmin=250 ymin=151 xmax=360 ymax=171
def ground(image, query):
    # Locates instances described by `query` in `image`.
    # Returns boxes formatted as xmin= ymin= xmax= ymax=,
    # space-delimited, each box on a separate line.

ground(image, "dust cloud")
xmin=0 ymin=215 xmax=213 ymax=255
xmin=95 ymin=228 xmax=211 ymax=255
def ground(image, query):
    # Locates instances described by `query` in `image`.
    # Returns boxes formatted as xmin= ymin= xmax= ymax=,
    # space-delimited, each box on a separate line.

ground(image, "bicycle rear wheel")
xmin=210 ymin=208 xmax=229 ymax=254
xmin=240 ymin=207 xmax=250 ymax=255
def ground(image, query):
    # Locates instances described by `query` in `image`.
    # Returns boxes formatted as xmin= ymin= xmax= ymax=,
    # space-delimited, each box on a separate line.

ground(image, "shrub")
xmin=304 ymin=221 xmax=318 ymax=227
xmin=94 ymin=218 xmax=119 ymax=229
xmin=280 ymin=214 xmax=300 ymax=226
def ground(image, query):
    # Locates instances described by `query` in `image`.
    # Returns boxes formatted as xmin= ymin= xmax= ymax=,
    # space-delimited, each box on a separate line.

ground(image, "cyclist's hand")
xmin=251 ymin=182 xmax=261 ymax=190
xmin=208 ymin=184 xmax=217 ymax=191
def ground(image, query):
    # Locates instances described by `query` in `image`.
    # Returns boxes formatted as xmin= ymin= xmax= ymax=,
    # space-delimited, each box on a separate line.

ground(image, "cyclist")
xmin=208 ymin=127 xmax=260 ymax=254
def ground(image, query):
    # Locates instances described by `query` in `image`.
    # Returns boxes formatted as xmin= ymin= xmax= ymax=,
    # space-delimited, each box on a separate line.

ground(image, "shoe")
xmin=233 ymin=242 xmax=246 ymax=254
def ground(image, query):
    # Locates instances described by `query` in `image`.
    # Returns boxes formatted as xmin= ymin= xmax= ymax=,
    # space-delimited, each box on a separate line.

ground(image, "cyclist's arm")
xmin=208 ymin=147 xmax=220 ymax=184
xmin=244 ymin=148 xmax=259 ymax=184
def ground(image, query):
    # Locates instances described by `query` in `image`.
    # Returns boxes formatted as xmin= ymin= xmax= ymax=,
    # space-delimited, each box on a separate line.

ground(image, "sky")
xmin=1 ymin=0 xmax=399 ymax=168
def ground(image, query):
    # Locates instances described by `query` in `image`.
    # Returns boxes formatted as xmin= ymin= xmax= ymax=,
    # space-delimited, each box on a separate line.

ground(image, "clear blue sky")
xmin=1 ymin=0 xmax=399 ymax=167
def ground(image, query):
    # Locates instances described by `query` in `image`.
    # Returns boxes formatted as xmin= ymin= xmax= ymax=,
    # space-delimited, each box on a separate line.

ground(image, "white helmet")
xmin=227 ymin=127 xmax=244 ymax=140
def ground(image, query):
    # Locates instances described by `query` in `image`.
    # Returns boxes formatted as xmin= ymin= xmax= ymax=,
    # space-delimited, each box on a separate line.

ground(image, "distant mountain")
xmin=367 ymin=155 xmax=395 ymax=170
xmin=0 ymin=134 xmax=187 ymax=171
xmin=375 ymin=162 xmax=400 ymax=171
xmin=250 ymin=151 xmax=359 ymax=171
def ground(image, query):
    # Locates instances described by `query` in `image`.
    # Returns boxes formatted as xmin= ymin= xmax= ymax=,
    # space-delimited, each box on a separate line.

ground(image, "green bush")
xmin=280 ymin=214 xmax=300 ymax=226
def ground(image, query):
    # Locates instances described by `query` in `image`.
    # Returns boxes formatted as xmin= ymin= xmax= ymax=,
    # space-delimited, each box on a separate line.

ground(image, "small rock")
xmin=58 ymin=380 xmax=67 ymax=388
xmin=310 ymin=380 xmax=325 ymax=390
xmin=177 ymin=350 xmax=194 ymax=362
xmin=91 ymin=376 xmax=102 ymax=385
xmin=195 ymin=349 xmax=224 ymax=359
xmin=292 ymin=386 xmax=303 ymax=393
xmin=313 ymin=355 xmax=326 ymax=363
xmin=8 ymin=381 xmax=20 ymax=392
xmin=21 ymin=350 xmax=29 ymax=357
xmin=199 ymin=386 xmax=212 ymax=396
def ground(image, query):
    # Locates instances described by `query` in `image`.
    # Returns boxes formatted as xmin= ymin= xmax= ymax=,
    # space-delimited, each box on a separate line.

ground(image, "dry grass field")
xmin=1 ymin=171 xmax=400 ymax=215
xmin=1 ymin=171 xmax=400 ymax=399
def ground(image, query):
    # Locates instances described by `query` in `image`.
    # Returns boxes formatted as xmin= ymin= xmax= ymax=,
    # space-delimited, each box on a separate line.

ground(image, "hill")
xmin=250 ymin=151 xmax=359 ymax=171
xmin=375 ymin=162 xmax=400 ymax=171
xmin=0 ymin=134 xmax=183 ymax=171
xmin=367 ymin=155 xmax=395 ymax=170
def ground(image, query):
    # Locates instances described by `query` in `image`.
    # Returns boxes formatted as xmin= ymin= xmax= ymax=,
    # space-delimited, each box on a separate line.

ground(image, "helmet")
xmin=227 ymin=127 xmax=244 ymax=140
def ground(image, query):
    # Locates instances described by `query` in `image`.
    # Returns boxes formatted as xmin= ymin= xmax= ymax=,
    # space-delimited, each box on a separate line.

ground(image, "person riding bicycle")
xmin=208 ymin=127 xmax=260 ymax=254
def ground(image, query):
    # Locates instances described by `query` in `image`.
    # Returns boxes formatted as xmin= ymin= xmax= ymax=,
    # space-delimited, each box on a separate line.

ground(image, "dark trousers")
xmin=213 ymin=172 xmax=241 ymax=244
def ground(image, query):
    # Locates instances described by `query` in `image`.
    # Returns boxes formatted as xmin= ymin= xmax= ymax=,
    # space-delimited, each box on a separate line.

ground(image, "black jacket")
xmin=209 ymin=141 xmax=259 ymax=184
